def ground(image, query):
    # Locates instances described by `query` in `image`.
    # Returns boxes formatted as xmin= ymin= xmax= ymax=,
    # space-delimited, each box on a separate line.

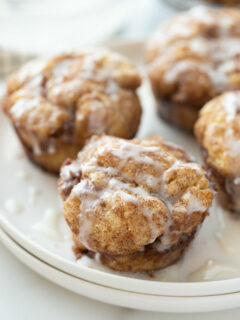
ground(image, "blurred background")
xmin=0 ymin=0 xmax=216 ymax=79
xmin=0 ymin=0 xmax=178 ymax=54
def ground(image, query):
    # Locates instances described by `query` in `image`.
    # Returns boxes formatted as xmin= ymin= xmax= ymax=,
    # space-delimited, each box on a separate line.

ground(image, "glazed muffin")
xmin=146 ymin=6 xmax=240 ymax=131
xmin=195 ymin=91 xmax=240 ymax=213
xmin=2 ymin=49 xmax=142 ymax=173
xmin=58 ymin=135 xmax=213 ymax=272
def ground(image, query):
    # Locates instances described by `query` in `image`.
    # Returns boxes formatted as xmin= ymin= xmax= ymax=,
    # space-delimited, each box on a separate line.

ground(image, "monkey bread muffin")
xmin=146 ymin=6 xmax=240 ymax=131
xmin=2 ymin=49 xmax=142 ymax=173
xmin=58 ymin=135 xmax=213 ymax=272
xmin=195 ymin=91 xmax=240 ymax=213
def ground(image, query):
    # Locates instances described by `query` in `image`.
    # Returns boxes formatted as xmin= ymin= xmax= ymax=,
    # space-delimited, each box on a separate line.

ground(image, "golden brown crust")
xmin=146 ymin=6 xmax=240 ymax=131
xmin=2 ymin=49 xmax=142 ymax=173
xmin=195 ymin=91 xmax=240 ymax=212
xmin=99 ymin=232 xmax=194 ymax=272
xmin=205 ymin=0 xmax=240 ymax=4
xmin=59 ymin=135 xmax=213 ymax=271
xmin=201 ymin=148 xmax=240 ymax=212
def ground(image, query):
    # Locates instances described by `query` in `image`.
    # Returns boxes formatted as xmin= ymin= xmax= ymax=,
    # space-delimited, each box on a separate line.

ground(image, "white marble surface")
xmin=0 ymin=243 xmax=240 ymax=319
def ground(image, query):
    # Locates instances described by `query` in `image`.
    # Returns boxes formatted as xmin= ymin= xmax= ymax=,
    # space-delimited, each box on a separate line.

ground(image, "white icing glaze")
xmin=188 ymin=259 xmax=240 ymax=281
xmin=97 ymin=140 xmax=168 ymax=190
xmin=47 ymin=145 xmax=56 ymax=155
xmin=105 ymin=79 xmax=119 ymax=95
xmin=52 ymin=58 xmax=74 ymax=83
xmin=183 ymin=191 xmax=207 ymax=215
xmin=210 ymin=92 xmax=240 ymax=168
xmin=222 ymin=92 xmax=240 ymax=122
xmin=61 ymin=162 xmax=81 ymax=180
xmin=4 ymin=198 xmax=23 ymax=214
xmin=189 ymin=38 xmax=209 ymax=56
xmin=17 ymin=58 xmax=49 ymax=84
xmin=32 ymin=140 xmax=42 ymax=155
xmin=16 ymin=169 xmax=31 ymax=181
xmin=114 ymin=190 xmax=140 ymax=204
xmin=87 ymin=100 xmax=107 ymax=135
xmin=189 ymin=6 xmax=215 ymax=25
xmin=28 ymin=186 xmax=40 ymax=196
xmin=10 ymin=97 xmax=63 ymax=156
xmin=108 ymin=141 xmax=160 ymax=165
xmin=164 ymin=61 xmax=195 ymax=83
xmin=53 ymin=49 xmax=122 ymax=90
xmin=153 ymin=235 xmax=173 ymax=253
xmin=164 ymin=59 xmax=232 ymax=91
xmin=234 ymin=177 xmax=240 ymax=185
xmin=11 ymin=97 xmax=64 ymax=126
xmin=10 ymin=97 xmax=41 ymax=119
xmin=26 ymin=75 xmax=44 ymax=89
xmin=76 ymin=254 xmax=94 ymax=267
xmin=72 ymin=176 xmax=162 ymax=247
xmin=9 ymin=96 xmax=64 ymax=156
xmin=33 ymin=208 xmax=63 ymax=240
xmin=28 ymin=186 xmax=41 ymax=204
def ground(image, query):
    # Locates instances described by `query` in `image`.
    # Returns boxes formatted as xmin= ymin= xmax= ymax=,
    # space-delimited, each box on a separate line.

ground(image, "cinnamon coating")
xmin=84 ymin=232 xmax=195 ymax=272
xmin=59 ymin=135 xmax=213 ymax=271
xmin=195 ymin=91 xmax=240 ymax=213
xmin=2 ymin=49 xmax=142 ymax=173
xmin=146 ymin=6 xmax=240 ymax=131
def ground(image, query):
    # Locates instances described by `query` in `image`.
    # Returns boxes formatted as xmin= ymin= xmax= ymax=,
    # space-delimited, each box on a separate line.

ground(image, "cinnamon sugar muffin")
xmin=58 ymin=135 xmax=213 ymax=272
xmin=2 ymin=49 xmax=142 ymax=173
xmin=195 ymin=91 xmax=240 ymax=213
xmin=146 ymin=6 xmax=240 ymax=131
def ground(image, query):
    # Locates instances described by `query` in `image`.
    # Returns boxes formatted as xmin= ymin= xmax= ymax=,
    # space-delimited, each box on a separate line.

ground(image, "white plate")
xmin=1 ymin=41 xmax=240 ymax=300
xmin=1 ymin=227 xmax=240 ymax=313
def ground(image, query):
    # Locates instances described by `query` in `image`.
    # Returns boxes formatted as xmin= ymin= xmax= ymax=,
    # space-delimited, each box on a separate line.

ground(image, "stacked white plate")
xmin=1 ymin=41 xmax=240 ymax=313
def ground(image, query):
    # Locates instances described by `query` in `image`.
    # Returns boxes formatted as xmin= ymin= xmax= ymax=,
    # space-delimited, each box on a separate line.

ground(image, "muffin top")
xmin=2 ymin=49 xmax=141 ymax=145
xmin=59 ymin=135 xmax=213 ymax=255
xmin=195 ymin=91 xmax=240 ymax=177
xmin=147 ymin=6 xmax=240 ymax=108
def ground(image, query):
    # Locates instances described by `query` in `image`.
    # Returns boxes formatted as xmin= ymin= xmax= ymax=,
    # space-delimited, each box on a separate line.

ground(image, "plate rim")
xmin=1 ymin=212 xmax=240 ymax=297
xmin=1 ymin=226 xmax=240 ymax=313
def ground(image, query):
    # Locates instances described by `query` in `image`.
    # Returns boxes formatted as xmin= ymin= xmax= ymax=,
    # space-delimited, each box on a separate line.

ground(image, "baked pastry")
xmin=146 ymin=6 xmax=240 ymax=131
xmin=58 ymin=135 xmax=213 ymax=272
xmin=2 ymin=49 xmax=142 ymax=173
xmin=195 ymin=91 xmax=240 ymax=213
xmin=205 ymin=0 xmax=240 ymax=4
